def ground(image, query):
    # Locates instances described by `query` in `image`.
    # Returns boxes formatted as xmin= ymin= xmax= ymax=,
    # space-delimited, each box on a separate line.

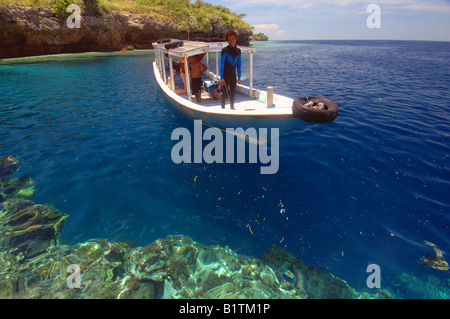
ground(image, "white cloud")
xmin=223 ymin=0 xmax=450 ymax=14
xmin=253 ymin=23 xmax=287 ymax=39
xmin=253 ymin=23 xmax=282 ymax=31
xmin=208 ymin=0 xmax=450 ymax=40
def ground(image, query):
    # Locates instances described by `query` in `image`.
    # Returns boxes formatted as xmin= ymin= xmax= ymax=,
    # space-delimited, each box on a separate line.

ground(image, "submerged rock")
xmin=121 ymin=45 xmax=135 ymax=51
xmin=0 ymin=156 xmax=35 ymax=203
xmin=0 ymin=156 xmax=20 ymax=181
xmin=1 ymin=231 xmax=391 ymax=299
xmin=1 ymin=176 xmax=35 ymax=201
xmin=262 ymin=245 xmax=358 ymax=299
xmin=391 ymin=272 xmax=450 ymax=299
xmin=0 ymin=198 xmax=67 ymax=259
xmin=421 ymin=241 xmax=449 ymax=272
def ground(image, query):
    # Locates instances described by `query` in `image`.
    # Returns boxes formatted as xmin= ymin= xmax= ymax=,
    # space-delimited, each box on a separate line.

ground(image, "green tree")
xmin=52 ymin=0 xmax=72 ymax=20
xmin=83 ymin=0 xmax=100 ymax=16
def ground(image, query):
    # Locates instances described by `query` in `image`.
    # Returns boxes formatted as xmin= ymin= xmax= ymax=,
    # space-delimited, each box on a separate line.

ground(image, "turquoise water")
xmin=1 ymin=41 xmax=449 ymax=298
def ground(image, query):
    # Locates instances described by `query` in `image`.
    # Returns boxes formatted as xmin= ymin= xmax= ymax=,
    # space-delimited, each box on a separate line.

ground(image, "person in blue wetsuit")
xmin=220 ymin=30 xmax=241 ymax=109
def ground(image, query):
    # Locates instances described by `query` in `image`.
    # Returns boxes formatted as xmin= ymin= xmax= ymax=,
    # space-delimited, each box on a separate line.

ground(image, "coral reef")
xmin=1 ymin=156 xmax=392 ymax=299
xmin=2 ymin=234 xmax=385 ymax=299
xmin=391 ymin=272 xmax=450 ymax=299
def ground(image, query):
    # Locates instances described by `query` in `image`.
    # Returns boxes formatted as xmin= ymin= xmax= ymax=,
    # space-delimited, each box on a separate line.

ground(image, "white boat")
xmin=152 ymin=39 xmax=338 ymax=139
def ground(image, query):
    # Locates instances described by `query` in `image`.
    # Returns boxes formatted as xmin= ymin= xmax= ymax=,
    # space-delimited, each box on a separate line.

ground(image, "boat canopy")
xmin=152 ymin=40 xmax=255 ymax=102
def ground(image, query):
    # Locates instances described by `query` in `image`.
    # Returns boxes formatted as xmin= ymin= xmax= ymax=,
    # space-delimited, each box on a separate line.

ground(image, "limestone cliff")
xmin=0 ymin=5 xmax=252 ymax=59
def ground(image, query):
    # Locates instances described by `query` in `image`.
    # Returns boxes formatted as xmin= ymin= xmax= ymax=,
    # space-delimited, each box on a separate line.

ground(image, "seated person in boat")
xmin=189 ymin=55 xmax=208 ymax=103
xmin=220 ymin=30 xmax=241 ymax=110
xmin=168 ymin=57 xmax=187 ymax=95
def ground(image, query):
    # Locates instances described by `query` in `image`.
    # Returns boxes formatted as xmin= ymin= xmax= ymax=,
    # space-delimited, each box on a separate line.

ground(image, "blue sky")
xmin=205 ymin=0 xmax=450 ymax=41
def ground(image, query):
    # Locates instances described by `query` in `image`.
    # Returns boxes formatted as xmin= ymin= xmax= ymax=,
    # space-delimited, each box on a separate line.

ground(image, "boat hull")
xmin=152 ymin=62 xmax=307 ymax=137
xmin=167 ymin=97 xmax=302 ymax=133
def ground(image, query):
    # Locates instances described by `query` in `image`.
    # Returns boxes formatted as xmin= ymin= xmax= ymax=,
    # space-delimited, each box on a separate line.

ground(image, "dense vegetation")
xmin=251 ymin=32 xmax=269 ymax=41
xmin=0 ymin=0 xmax=253 ymax=34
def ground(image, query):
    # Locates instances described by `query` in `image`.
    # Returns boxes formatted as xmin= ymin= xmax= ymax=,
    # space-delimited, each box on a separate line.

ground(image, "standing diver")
xmin=220 ymin=30 xmax=241 ymax=110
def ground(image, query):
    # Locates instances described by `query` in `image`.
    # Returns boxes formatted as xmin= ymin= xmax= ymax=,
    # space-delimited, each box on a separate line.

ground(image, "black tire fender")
xmin=164 ymin=40 xmax=184 ymax=50
xmin=157 ymin=38 xmax=171 ymax=44
xmin=292 ymin=96 xmax=339 ymax=123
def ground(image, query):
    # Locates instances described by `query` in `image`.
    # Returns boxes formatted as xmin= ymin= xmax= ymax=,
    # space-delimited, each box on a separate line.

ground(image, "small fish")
xmin=246 ymin=224 xmax=253 ymax=235
xmin=193 ymin=176 xmax=197 ymax=186
xmin=282 ymin=270 xmax=295 ymax=283
xmin=139 ymin=225 xmax=147 ymax=238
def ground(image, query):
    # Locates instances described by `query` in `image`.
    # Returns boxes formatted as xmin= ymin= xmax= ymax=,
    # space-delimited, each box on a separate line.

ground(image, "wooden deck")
xmin=197 ymin=90 xmax=266 ymax=111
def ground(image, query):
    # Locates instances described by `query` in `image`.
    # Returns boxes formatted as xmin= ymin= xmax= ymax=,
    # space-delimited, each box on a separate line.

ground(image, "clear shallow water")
xmin=1 ymin=41 xmax=449 ymax=297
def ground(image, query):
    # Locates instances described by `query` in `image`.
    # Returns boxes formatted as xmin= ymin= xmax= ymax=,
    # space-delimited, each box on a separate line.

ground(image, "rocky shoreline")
xmin=0 ymin=5 xmax=252 ymax=59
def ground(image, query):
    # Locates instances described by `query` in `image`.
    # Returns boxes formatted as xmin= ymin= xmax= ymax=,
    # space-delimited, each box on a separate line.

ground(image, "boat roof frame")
xmin=152 ymin=40 xmax=255 ymax=58
xmin=152 ymin=40 xmax=255 ymax=101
